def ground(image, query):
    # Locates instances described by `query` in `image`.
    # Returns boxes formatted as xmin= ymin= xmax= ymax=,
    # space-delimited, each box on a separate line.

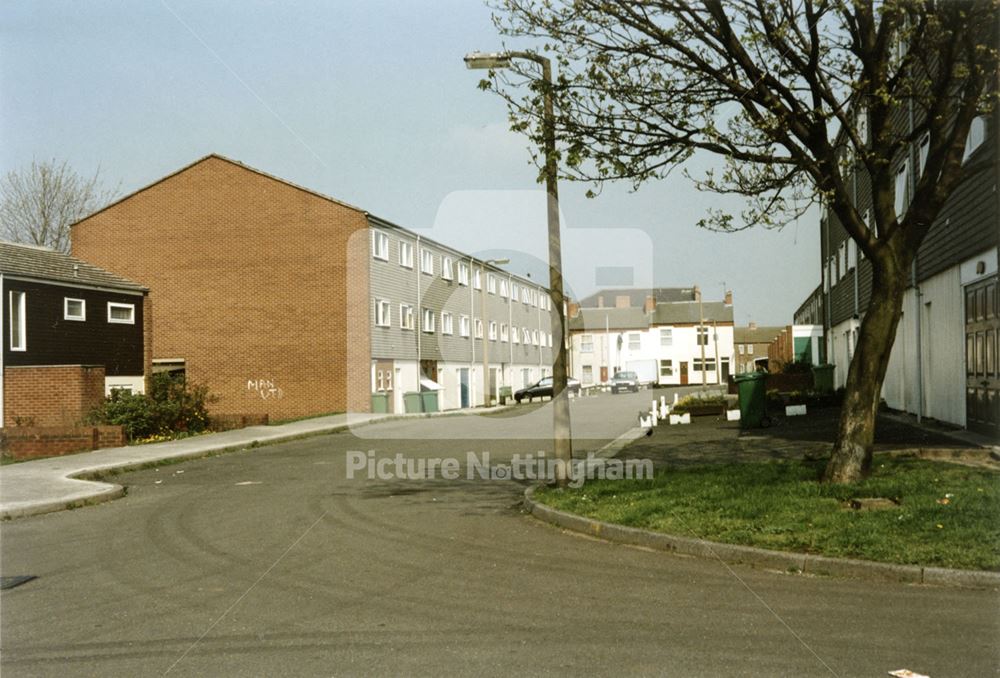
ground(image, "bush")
xmin=87 ymin=374 xmax=216 ymax=441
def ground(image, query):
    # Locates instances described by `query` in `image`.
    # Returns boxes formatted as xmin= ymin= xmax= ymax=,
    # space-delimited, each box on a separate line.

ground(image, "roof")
xmin=734 ymin=325 xmax=785 ymax=343
xmin=653 ymin=301 xmax=733 ymax=325
xmin=568 ymin=307 xmax=649 ymax=331
xmin=0 ymin=241 xmax=147 ymax=292
xmin=577 ymin=287 xmax=696 ymax=308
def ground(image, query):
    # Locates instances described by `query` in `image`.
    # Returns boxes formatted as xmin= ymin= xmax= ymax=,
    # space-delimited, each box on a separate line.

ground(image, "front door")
xmin=720 ymin=357 xmax=730 ymax=383
xmin=965 ymin=276 xmax=999 ymax=436
xmin=459 ymin=368 xmax=470 ymax=408
xmin=420 ymin=359 xmax=438 ymax=384
xmin=680 ymin=361 xmax=689 ymax=385
xmin=600 ymin=366 xmax=608 ymax=383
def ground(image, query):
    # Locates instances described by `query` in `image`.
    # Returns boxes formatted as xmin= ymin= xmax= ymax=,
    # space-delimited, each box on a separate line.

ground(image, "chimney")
xmin=643 ymin=295 xmax=656 ymax=313
xmin=693 ymin=285 xmax=701 ymax=301
xmin=567 ymin=301 xmax=580 ymax=319
xmin=749 ymin=321 xmax=757 ymax=330
xmin=597 ymin=295 xmax=605 ymax=308
xmin=724 ymin=289 xmax=733 ymax=306
xmin=73 ymin=264 xmax=79 ymax=278
xmin=615 ymin=295 xmax=630 ymax=309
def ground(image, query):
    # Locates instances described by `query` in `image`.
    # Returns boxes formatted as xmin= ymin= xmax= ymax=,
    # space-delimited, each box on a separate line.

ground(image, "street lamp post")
xmin=465 ymin=50 xmax=573 ymax=484
xmin=480 ymin=257 xmax=509 ymax=406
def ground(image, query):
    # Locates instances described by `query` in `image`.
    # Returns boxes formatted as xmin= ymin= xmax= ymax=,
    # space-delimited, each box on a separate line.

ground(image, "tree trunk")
xmin=823 ymin=257 xmax=908 ymax=484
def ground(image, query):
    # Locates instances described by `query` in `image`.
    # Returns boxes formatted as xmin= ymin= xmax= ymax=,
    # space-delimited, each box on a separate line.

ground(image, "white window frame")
xmin=964 ymin=115 xmax=987 ymax=161
xmin=511 ymin=285 xmax=519 ymax=302
xmin=748 ymin=343 xmax=754 ymax=353
xmin=474 ymin=318 xmax=483 ymax=338
xmin=374 ymin=298 xmax=391 ymax=327
xmin=107 ymin=302 xmax=135 ymax=325
xmin=442 ymin=257 xmax=454 ymax=280
xmin=442 ymin=312 xmax=454 ymax=335
xmin=421 ymin=249 xmax=434 ymax=275
xmin=64 ymin=297 xmax=86 ymax=321
xmin=738 ymin=344 xmax=745 ymax=355
xmin=487 ymin=274 xmax=497 ymax=295
xmin=422 ymin=308 xmax=435 ymax=333
xmin=660 ymin=328 xmax=672 ymax=347
xmin=473 ymin=269 xmax=482 ymax=290
xmin=548 ymin=333 xmax=553 ymax=348
xmin=372 ymin=231 xmax=389 ymax=261
xmin=894 ymin=159 xmax=910 ymax=217
xmin=489 ymin=321 xmax=498 ymax=341
xmin=458 ymin=262 xmax=470 ymax=286
xmin=460 ymin=315 xmax=471 ymax=337
xmin=399 ymin=241 xmax=414 ymax=268
xmin=9 ymin=290 xmax=26 ymax=351
xmin=581 ymin=334 xmax=593 ymax=352
xmin=499 ymin=279 xmax=509 ymax=298
xmin=918 ymin=134 xmax=930 ymax=175
xmin=512 ymin=326 xmax=520 ymax=344
xmin=659 ymin=359 xmax=673 ymax=377
xmin=523 ymin=328 xmax=531 ymax=344
xmin=532 ymin=330 xmax=539 ymax=346
xmin=400 ymin=304 xmax=415 ymax=330
xmin=628 ymin=332 xmax=640 ymax=351
xmin=500 ymin=323 xmax=509 ymax=342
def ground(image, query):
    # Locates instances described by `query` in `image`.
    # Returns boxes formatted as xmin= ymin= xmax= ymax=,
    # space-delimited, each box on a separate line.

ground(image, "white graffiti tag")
xmin=247 ymin=379 xmax=284 ymax=400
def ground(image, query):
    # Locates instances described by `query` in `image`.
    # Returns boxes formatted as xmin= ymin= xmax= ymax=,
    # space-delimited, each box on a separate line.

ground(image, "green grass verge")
xmin=535 ymin=457 xmax=1000 ymax=571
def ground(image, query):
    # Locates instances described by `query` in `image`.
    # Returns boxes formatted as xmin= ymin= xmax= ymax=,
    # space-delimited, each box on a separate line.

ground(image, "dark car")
xmin=514 ymin=376 xmax=582 ymax=403
xmin=610 ymin=370 xmax=640 ymax=394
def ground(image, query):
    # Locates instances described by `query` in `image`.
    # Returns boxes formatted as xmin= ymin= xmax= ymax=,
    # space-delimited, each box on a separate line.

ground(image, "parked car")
xmin=610 ymin=370 xmax=640 ymax=394
xmin=514 ymin=377 xmax=581 ymax=403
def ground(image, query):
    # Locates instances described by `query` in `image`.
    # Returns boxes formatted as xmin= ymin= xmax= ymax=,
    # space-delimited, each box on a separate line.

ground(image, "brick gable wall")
xmin=72 ymin=157 xmax=371 ymax=418
xmin=3 ymin=365 xmax=106 ymax=427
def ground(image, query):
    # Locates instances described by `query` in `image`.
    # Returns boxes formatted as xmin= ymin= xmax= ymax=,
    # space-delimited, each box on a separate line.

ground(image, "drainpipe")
xmin=908 ymin=91 xmax=923 ymax=423
xmin=416 ymin=235 xmax=422 ymax=378
xmin=470 ymin=257 xmax=475 ymax=403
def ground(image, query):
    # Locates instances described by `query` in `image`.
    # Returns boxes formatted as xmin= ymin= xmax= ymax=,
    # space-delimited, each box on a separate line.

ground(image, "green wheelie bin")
xmin=733 ymin=372 xmax=769 ymax=429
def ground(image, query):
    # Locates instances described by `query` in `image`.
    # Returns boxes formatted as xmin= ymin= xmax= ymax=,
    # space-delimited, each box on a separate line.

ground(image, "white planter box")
xmin=726 ymin=409 xmax=741 ymax=421
xmin=669 ymin=413 xmax=691 ymax=425
xmin=785 ymin=404 xmax=807 ymax=416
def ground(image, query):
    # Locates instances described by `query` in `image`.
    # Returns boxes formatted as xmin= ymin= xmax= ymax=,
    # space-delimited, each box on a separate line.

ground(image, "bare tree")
xmin=0 ymin=159 xmax=120 ymax=253
xmin=482 ymin=0 xmax=998 ymax=483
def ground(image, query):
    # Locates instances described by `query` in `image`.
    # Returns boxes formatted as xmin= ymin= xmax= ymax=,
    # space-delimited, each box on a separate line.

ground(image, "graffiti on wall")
xmin=247 ymin=379 xmax=284 ymax=400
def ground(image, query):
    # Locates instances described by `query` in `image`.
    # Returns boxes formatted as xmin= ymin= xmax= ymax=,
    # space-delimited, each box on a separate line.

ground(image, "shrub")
xmin=87 ymin=374 xmax=216 ymax=441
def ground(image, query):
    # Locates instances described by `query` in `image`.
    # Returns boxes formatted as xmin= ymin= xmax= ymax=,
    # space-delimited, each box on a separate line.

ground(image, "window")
xmin=473 ymin=269 xmax=482 ymax=289
xmin=894 ymin=159 xmax=910 ymax=216
xmin=693 ymin=358 xmax=716 ymax=372
xmin=582 ymin=365 xmax=593 ymax=383
xmin=964 ymin=115 xmax=987 ymax=160
xmin=581 ymin=334 xmax=594 ymax=352
xmin=522 ymin=286 xmax=530 ymax=305
xmin=442 ymin=312 xmax=454 ymax=335
xmin=372 ymin=231 xmax=389 ymax=260
xmin=108 ymin=302 xmax=135 ymax=324
xmin=474 ymin=318 xmax=483 ymax=338
xmin=511 ymin=285 xmax=519 ymax=302
xmin=548 ymin=333 xmax=553 ymax=348
xmin=748 ymin=343 xmax=754 ymax=353
xmin=458 ymin=262 xmax=470 ymax=286
xmin=499 ymin=279 xmax=509 ymax=298
xmin=839 ymin=242 xmax=848 ymax=279
xmin=532 ymin=330 xmax=539 ymax=346
xmin=738 ymin=344 xmax=745 ymax=355
xmin=64 ymin=297 xmax=86 ymax=321
xmin=422 ymin=308 xmax=435 ymax=333
xmin=847 ymin=240 xmax=858 ymax=270
xmin=697 ymin=327 xmax=709 ymax=345
xmin=500 ymin=323 xmax=509 ymax=342
xmin=523 ymin=328 xmax=531 ymax=344
xmin=487 ymin=274 xmax=497 ymax=294
xmin=9 ymin=291 xmax=25 ymax=351
xmin=659 ymin=359 xmax=673 ymax=377
xmin=660 ymin=328 xmax=672 ymax=347
xmin=628 ymin=333 xmax=640 ymax=350
xmin=421 ymin=249 xmax=434 ymax=275
xmin=399 ymin=241 xmax=413 ymax=268
xmin=531 ymin=290 xmax=538 ymax=307
xmin=400 ymin=304 xmax=415 ymax=330
xmin=460 ymin=315 xmax=471 ymax=337
xmin=374 ymin=298 xmax=391 ymax=327
xmin=512 ymin=326 xmax=520 ymax=344
xmin=489 ymin=321 xmax=498 ymax=341
xmin=918 ymin=134 xmax=930 ymax=175
xmin=442 ymin=257 xmax=454 ymax=280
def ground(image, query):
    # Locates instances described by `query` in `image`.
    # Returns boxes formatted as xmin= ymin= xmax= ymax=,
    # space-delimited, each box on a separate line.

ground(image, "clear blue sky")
xmin=1 ymin=0 xmax=820 ymax=326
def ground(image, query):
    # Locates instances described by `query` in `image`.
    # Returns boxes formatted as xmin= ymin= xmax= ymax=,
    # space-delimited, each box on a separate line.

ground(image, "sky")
xmin=0 ymin=0 xmax=821 ymax=326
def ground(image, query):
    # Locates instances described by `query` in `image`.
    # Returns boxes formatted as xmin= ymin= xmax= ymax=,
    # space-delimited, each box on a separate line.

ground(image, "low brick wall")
xmin=728 ymin=371 xmax=814 ymax=395
xmin=1 ymin=425 xmax=126 ymax=460
xmin=210 ymin=413 xmax=270 ymax=432
xmin=3 ymin=365 xmax=106 ymax=427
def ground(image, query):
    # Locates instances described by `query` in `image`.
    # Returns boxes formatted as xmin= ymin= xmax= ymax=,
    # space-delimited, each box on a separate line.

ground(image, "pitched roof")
xmin=734 ymin=325 xmax=785 ymax=343
xmin=568 ymin=307 xmax=650 ymax=331
xmin=653 ymin=301 xmax=733 ymax=325
xmin=0 ymin=241 xmax=147 ymax=292
xmin=577 ymin=287 xmax=696 ymax=308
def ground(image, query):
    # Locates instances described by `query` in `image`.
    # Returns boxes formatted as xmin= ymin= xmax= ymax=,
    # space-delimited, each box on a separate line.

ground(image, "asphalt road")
xmin=2 ymin=389 xmax=997 ymax=677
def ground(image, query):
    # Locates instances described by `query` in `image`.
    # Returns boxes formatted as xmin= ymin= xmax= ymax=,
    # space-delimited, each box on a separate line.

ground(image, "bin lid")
xmin=733 ymin=372 xmax=767 ymax=382
xmin=419 ymin=378 xmax=442 ymax=391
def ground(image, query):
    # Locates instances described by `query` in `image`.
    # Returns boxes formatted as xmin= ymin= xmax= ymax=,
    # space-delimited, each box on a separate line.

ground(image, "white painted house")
xmin=568 ymin=288 xmax=735 ymax=387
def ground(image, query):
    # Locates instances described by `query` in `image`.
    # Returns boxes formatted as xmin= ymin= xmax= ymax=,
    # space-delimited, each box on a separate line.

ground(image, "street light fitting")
xmin=464 ymin=51 xmax=512 ymax=70
xmin=486 ymin=257 xmax=510 ymax=266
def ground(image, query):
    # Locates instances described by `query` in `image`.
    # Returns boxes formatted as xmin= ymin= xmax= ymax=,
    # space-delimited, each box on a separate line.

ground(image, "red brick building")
xmin=73 ymin=155 xmax=371 ymax=420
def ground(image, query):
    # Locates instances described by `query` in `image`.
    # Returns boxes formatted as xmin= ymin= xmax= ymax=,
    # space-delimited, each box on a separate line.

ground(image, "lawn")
xmin=535 ymin=457 xmax=1000 ymax=570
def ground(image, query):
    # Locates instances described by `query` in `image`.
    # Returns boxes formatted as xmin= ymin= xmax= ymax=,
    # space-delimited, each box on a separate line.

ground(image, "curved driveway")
xmin=1 ymin=390 xmax=997 ymax=677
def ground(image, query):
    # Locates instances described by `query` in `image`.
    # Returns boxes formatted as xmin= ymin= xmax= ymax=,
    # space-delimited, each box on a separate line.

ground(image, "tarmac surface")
xmin=1 ymin=389 xmax=998 ymax=677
